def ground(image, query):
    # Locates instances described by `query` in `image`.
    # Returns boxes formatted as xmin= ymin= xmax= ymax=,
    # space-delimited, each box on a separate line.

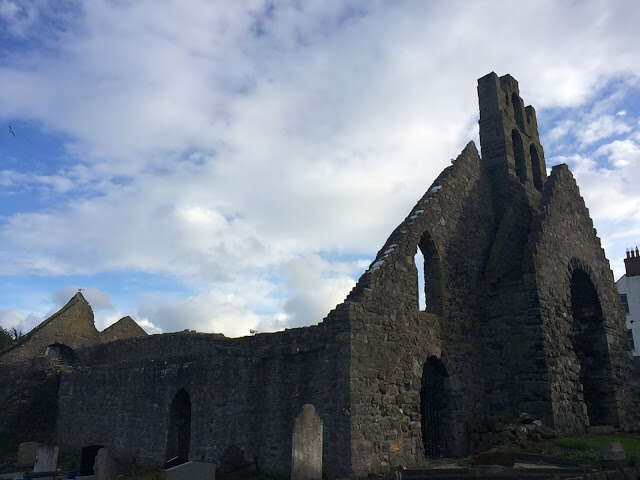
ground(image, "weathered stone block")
xmin=16 ymin=441 xmax=39 ymax=468
xmin=291 ymin=404 xmax=323 ymax=480
xmin=601 ymin=442 xmax=625 ymax=461
xmin=94 ymin=447 xmax=118 ymax=480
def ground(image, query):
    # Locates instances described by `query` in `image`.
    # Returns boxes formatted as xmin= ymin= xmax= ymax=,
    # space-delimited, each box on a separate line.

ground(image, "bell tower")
xmin=478 ymin=72 xmax=547 ymax=214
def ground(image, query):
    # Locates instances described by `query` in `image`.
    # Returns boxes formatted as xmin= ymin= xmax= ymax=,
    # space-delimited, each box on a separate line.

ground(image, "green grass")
xmin=552 ymin=435 xmax=640 ymax=463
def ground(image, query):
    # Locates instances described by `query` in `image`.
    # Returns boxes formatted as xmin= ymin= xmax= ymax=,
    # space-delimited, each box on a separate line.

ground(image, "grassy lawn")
xmin=550 ymin=435 xmax=640 ymax=463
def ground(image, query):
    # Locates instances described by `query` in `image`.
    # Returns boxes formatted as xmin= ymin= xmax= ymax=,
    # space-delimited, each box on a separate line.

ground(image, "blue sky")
xmin=1 ymin=0 xmax=640 ymax=337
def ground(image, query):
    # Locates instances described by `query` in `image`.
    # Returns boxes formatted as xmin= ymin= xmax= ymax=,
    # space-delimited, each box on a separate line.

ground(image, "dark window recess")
xmin=628 ymin=329 xmax=635 ymax=351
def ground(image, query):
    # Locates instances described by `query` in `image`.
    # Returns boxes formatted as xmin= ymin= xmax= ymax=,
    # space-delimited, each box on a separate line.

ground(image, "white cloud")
xmin=136 ymin=289 xmax=263 ymax=338
xmin=0 ymin=308 xmax=42 ymax=335
xmin=0 ymin=308 xmax=25 ymax=329
xmin=577 ymin=115 xmax=631 ymax=146
xmin=279 ymin=254 xmax=364 ymax=328
xmin=595 ymin=139 xmax=640 ymax=168
xmin=52 ymin=286 xmax=113 ymax=312
xmin=2 ymin=1 xmax=640 ymax=333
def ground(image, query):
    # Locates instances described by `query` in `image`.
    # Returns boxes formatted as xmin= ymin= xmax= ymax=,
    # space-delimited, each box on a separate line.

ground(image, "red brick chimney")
xmin=625 ymin=247 xmax=640 ymax=276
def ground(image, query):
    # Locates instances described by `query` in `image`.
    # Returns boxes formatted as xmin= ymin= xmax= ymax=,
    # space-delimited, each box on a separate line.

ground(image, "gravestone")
xmin=602 ymin=441 xmax=625 ymax=461
xmin=33 ymin=444 xmax=58 ymax=472
xmin=291 ymin=404 xmax=322 ymax=480
xmin=16 ymin=442 xmax=39 ymax=468
xmin=94 ymin=447 xmax=118 ymax=480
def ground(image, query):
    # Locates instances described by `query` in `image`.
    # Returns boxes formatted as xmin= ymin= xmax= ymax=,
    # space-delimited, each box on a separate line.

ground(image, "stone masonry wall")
xmin=0 ymin=358 xmax=61 ymax=457
xmin=0 ymin=293 xmax=99 ymax=365
xmin=57 ymin=306 xmax=351 ymax=478
xmin=345 ymin=142 xmax=497 ymax=475
xmin=480 ymin=179 xmax=553 ymax=425
xmin=530 ymin=164 xmax=636 ymax=432
xmin=99 ymin=316 xmax=147 ymax=343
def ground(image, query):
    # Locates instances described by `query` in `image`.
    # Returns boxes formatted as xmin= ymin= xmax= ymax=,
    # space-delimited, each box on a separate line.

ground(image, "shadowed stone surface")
xmin=16 ymin=442 xmax=38 ymax=468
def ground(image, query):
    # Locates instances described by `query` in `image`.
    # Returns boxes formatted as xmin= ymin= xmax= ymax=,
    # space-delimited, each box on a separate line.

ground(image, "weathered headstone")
xmin=16 ymin=442 xmax=39 ymax=468
xmin=291 ymin=404 xmax=322 ymax=480
xmin=33 ymin=444 xmax=58 ymax=472
xmin=601 ymin=441 xmax=626 ymax=469
xmin=94 ymin=447 xmax=118 ymax=480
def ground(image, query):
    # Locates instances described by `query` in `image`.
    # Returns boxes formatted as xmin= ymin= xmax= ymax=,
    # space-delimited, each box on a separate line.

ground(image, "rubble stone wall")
xmin=57 ymin=306 xmax=352 ymax=478
xmin=346 ymin=142 xmax=497 ymax=473
xmin=530 ymin=164 xmax=636 ymax=432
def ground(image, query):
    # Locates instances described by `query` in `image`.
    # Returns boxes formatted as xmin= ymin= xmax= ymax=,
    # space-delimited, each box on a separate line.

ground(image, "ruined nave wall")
xmin=57 ymin=307 xmax=352 ymax=478
xmin=345 ymin=141 xmax=498 ymax=474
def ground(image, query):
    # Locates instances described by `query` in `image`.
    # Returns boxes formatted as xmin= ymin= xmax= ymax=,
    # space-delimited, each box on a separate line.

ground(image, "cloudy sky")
xmin=1 ymin=0 xmax=639 ymax=337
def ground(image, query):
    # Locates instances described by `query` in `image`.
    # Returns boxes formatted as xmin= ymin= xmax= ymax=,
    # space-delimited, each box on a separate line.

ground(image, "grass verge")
xmin=551 ymin=435 xmax=640 ymax=463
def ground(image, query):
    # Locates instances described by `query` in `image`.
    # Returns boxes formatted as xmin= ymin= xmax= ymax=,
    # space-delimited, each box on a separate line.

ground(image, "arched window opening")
xmin=421 ymin=356 xmax=454 ymax=458
xmin=512 ymin=130 xmax=527 ymax=184
xmin=512 ymin=92 xmax=525 ymax=130
xmin=415 ymin=232 xmax=443 ymax=315
xmin=570 ymin=269 xmax=619 ymax=427
xmin=166 ymin=388 xmax=192 ymax=462
xmin=530 ymin=144 xmax=543 ymax=192
xmin=415 ymin=249 xmax=426 ymax=310
xmin=46 ymin=343 xmax=76 ymax=364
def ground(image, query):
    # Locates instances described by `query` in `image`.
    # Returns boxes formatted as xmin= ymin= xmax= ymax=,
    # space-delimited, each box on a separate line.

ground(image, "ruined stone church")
xmin=0 ymin=73 xmax=637 ymax=478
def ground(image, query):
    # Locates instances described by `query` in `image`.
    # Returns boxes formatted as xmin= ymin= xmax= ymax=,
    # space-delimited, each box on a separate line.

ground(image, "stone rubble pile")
xmin=469 ymin=412 xmax=557 ymax=452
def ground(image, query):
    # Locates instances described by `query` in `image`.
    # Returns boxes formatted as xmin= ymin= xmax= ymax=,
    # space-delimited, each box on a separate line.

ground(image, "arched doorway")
xmin=420 ymin=356 xmax=454 ymax=458
xmin=165 ymin=388 xmax=191 ymax=462
xmin=570 ymin=268 xmax=619 ymax=426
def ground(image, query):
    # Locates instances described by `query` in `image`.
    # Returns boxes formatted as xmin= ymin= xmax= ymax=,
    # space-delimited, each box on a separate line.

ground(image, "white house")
xmin=616 ymin=247 xmax=640 ymax=356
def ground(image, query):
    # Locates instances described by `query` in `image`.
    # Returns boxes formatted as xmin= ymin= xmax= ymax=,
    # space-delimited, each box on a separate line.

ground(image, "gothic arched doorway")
xmin=420 ymin=356 xmax=454 ymax=458
xmin=165 ymin=388 xmax=192 ymax=462
xmin=570 ymin=268 xmax=619 ymax=426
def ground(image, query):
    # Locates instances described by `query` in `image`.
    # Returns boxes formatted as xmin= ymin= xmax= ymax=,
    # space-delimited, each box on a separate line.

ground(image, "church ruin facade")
xmin=0 ymin=73 xmax=637 ymax=478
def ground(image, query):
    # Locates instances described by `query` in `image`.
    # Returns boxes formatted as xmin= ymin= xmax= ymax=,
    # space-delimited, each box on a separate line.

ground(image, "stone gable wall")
xmin=530 ymin=164 xmax=636 ymax=432
xmin=0 ymin=293 xmax=99 ymax=365
xmin=99 ymin=316 xmax=148 ymax=344
xmin=346 ymin=142 xmax=497 ymax=474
